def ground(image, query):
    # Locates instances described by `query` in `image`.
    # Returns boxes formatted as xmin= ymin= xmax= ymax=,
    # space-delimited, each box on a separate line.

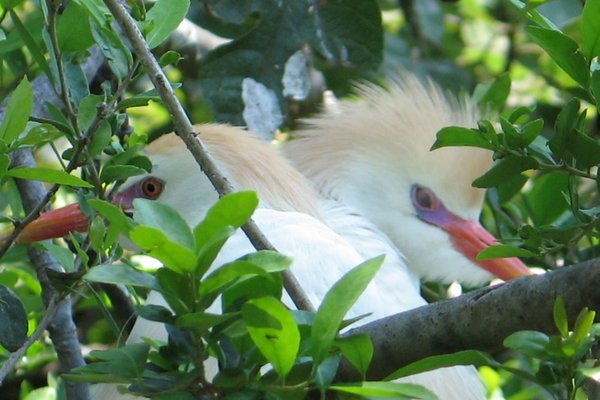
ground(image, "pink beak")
xmin=443 ymin=217 xmax=530 ymax=281
xmin=6 ymin=203 xmax=90 ymax=245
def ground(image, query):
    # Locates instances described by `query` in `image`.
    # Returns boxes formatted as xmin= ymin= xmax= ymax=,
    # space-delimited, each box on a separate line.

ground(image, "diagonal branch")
xmin=102 ymin=0 xmax=315 ymax=312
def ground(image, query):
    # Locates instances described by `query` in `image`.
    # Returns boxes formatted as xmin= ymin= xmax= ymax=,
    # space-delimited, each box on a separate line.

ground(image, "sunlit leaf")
xmin=0 ymin=77 xmax=32 ymax=144
xmin=311 ymin=255 xmax=384 ymax=365
xmin=476 ymin=245 xmax=537 ymax=261
xmin=330 ymin=381 xmax=437 ymax=399
xmin=242 ymin=296 xmax=300 ymax=377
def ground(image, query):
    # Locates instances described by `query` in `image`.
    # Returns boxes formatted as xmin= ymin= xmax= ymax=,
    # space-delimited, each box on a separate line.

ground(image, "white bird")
xmin=10 ymin=125 xmax=454 ymax=398
xmin=11 ymin=76 xmax=529 ymax=399
xmin=284 ymin=75 xmax=529 ymax=286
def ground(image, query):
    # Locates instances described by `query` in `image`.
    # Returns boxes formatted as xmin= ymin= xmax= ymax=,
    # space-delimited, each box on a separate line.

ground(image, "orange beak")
xmin=3 ymin=203 xmax=90 ymax=245
xmin=443 ymin=218 xmax=530 ymax=281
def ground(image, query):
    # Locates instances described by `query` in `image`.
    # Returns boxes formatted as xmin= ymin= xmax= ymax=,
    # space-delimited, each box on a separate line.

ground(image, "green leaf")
xmin=84 ymin=264 xmax=160 ymax=291
xmin=520 ymin=118 xmax=544 ymax=148
xmin=480 ymin=72 xmax=511 ymax=111
xmin=335 ymin=334 xmax=373 ymax=378
xmin=176 ymin=312 xmax=239 ymax=333
xmin=473 ymin=156 xmax=538 ymax=188
xmin=237 ymin=251 xmax=292 ymax=273
xmin=572 ymin=308 xmax=596 ymax=347
xmin=476 ymin=245 xmax=537 ymax=261
xmin=38 ymin=242 xmax=75 ymax=272
xmin=330 ymin=381 xmax=437 ymax=400
xmin=6 ymin=167 xmax=93 ymax=188
xmin=0 ymin=284 xmax=28 ymax=352
xmin=200 ymin=260 xmax=272 ymax=298
xmin=553 ymin=296 xmax=569 ymax=338
xmin=193 ymin=192 xmax=259 ymax=273
xmin=503 ymin=330 xmax=550 ymax=359
xmin=581 ymin=0 xmax=600 ymax=59
xmin=566 ymin=131 xmax=600 ymax=168
xmin=87 ymin=121 xmax=112 ymax=158
xmin=87 ymin=199 xmax=134 ymax=244
xmin=144 ymin=0 xmax=190 ymax=49
xmin=89 ymin=17 xmax=132 ymax=79
xmin=133 ymin=199 xmax=195 ymax=250
xmin=242 ymin=296 xmax=300 ymax=378
xmin=69 ymin=343 xmax=150 ymax=381
xmin=100 ymin=165 xmax=148 ymax=183
xmin=0 ymin=77 xmax=32 ymax=144
xmin=57 ymin=1 xmax=95 ymax=51
xmin=526 ymin=26 xmax=589 ymax=87
xmin=431 ymin=127 xmax=496 ymax=151
xmin=194 ymin=191 xmax=258 ymax=249
xmin=386 ymin=350 xmax=498 ymax=381
xmin=77 ymin=94 xmax=104 ymax=131
xmin=526 ymin=172 xmax=569 ymax=226
xmin=8 ymin=9 xmax=53 ymax=85
xmin=311 ymin=255 xmax=384 ymax=365
xmin=592 ymin=69 xmax=600 ymax=105
xmin=129 ymin=225 xmax=197 ymax=273
xmin=550 ymin=98 xmax=580 ymax=158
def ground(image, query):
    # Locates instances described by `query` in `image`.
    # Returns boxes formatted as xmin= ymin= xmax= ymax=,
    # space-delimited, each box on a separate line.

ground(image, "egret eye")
xmin=141 ymin=177 xmax=164 ymax=199
xmin=411 ymin=185 xmax=438 ymax=211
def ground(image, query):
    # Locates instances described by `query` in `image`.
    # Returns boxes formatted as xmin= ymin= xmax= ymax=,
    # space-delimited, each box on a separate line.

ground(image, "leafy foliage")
xmin=0 ymin=0 xmax=599 ymax=399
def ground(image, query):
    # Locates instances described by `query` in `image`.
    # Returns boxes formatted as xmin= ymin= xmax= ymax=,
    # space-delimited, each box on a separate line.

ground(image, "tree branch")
xmin=102 ymin=0 xmax=315 ymax=312
xmin=341 ymin=259 xmax=600 ymax=381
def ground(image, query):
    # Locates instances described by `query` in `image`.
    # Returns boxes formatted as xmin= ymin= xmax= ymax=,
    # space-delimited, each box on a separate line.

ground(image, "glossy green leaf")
xmin=520 ymin=118 xmax=544 ymax=148
xmin=335 ymin=334 xmax=373 ymax=378
xmin=473 ymin=156 xmax=538 ymax=188
xmin=311 ymin=255 xmax=384 ymax=365
xmin=0 ymin=77 xmax=32 ymax=144
xmin=476 ymin=245 xmax=537 ymax=261
xmin=144 ymin=0 xmax=190 ymax=49
xmin=581 ymin=0 xmax=600 ymax=59
xmin=550 ymin=98 xmax=580 ymax=157
xmin=553 ymin=296 xmax=569 ymax=338
xmin=330 ymin=381 xmax=437 ymax=399
xmin=193 ymin=192 xmax=259 ymax=272
xmin=6 ymin=167 xmax=93 ymax=188
xmin=129 ymin=225 xmax=196 ymax=273
xmin=200 ymin=260 xmax=272 ymax=298
xmin=0 ymin=284 xmax=28 ymax=352
xmin=84 ymin=264 xmax=160 ymax=291
xmin=386 ymin=350 xmax=498 ymax=380
xmin=194 ymin=191 xmax=258 ymax=249
xmin=431 ymin=127 xmax=495 ymax=151
xmin=526 ymin=26 xmax=589 ymax=87
xmin=133 ymin=199 xmax=195 ymax=250
xmin=237 ymin=251 xmax=292 ymax=273
xmin=242 ymin=296 xmax=300 ymax=377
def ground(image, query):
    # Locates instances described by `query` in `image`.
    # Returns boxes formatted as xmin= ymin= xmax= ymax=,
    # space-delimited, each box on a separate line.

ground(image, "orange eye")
xmin=141 ymin=177 xmax=164 ymax=199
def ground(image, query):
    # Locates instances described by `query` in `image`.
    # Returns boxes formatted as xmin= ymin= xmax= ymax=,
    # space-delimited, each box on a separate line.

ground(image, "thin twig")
xmin=0 ymin=295 xmax=60 ymax=385
xmin=102 ymin=0 xmax=315 ymax=312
